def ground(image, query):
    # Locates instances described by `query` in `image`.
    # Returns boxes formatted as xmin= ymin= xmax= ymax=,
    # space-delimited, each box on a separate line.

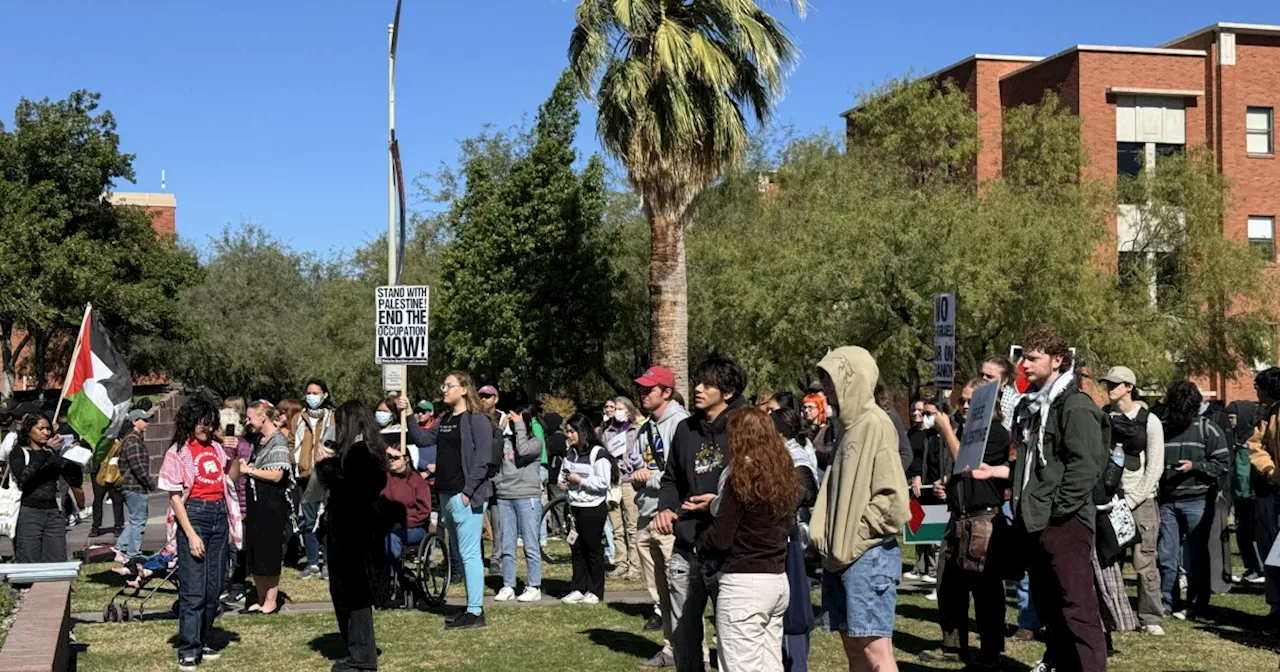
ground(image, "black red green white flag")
xmin=61 ymin=305 xmax=132 ymax=451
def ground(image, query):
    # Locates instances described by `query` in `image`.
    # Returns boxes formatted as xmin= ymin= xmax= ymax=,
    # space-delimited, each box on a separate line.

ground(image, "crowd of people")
xmin=4 ymin=322 xmax=1280 ymax=671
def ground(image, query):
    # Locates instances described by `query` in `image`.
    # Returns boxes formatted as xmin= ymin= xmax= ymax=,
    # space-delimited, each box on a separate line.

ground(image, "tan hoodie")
xmin=811 ymin=346 xmax=911 ymax=572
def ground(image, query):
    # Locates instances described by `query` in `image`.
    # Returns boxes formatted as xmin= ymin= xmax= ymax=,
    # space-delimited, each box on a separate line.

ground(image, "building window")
xmin=1117 ymin=142 xmax=1144 ymax=178
xmin=1248 ymin=107 xmax=1273 ymax=155
xmin=1155 ymin=143 xmax=1185 ymax=161
xmin=1249 ymin=216 xmax=1276 ymax=262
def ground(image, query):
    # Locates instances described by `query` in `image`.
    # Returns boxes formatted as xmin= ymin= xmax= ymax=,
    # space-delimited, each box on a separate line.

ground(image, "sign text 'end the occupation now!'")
xmin=376 ymin=285 xmax=430 ymax=365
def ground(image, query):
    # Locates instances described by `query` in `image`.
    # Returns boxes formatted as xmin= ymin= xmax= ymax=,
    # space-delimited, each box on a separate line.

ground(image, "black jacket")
xmin=658 ymin=395 xmax=749 ymax=551
xmin=1011 ymin=380 xmax=1109 ymax=533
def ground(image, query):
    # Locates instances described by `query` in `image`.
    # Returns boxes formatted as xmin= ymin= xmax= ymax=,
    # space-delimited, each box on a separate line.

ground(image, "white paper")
xmin=565 ymin=461 xmax=594 ymax=478
xmin=1267 ymin=531 xmax=1280 ymax=568
xmin=60 ymin=445 xmax=92 ymax=466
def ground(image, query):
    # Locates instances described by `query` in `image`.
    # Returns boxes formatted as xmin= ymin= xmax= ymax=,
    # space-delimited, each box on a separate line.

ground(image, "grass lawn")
xmin=70 ymin=538 xmax=643 ymax=615
xmin=70 ymin=540 xmax=1280 ymax=670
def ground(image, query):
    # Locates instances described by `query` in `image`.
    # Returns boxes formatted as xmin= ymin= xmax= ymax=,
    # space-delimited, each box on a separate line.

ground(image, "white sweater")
xmin=560 ymin=445 xmax=612 ymax=508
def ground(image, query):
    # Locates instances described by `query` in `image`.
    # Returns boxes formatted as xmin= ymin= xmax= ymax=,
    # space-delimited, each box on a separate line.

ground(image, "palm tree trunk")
xmin=648 ymin=207 xmax=690 ymax=400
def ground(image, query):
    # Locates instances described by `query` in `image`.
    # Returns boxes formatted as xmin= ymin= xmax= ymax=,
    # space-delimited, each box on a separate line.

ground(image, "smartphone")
xmin=225 ymin=424 xmax=236 ymax=438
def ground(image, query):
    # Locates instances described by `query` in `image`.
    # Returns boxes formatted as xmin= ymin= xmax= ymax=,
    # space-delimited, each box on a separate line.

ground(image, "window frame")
xmin=1249 ymin=215 xmax=1276 ymax=263
xmin=1247 ymin=106 xmax=1274 ymax=156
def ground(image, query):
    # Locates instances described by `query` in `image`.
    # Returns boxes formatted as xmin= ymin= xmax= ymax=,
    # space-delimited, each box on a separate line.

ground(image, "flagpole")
xmin=53 ymin=304 xmax=92 ymax=423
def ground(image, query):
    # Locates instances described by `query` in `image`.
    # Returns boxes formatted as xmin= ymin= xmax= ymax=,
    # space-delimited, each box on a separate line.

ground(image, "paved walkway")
xmin=72 ymin=589 xmax=657 ymax=623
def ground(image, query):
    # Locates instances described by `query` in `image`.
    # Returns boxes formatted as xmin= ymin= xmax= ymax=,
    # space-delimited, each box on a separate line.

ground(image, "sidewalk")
xmin=71 ymin=589 xmax=656 ymax=623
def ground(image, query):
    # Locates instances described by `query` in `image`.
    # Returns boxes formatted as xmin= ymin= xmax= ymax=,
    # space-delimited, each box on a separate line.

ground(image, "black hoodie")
xmin=658 ymin=395 xmax=749 ymax=551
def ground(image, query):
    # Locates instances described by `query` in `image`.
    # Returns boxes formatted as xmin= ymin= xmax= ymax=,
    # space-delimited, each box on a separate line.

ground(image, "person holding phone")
xmin=240 ymin=401 xmax=293 ymax=614
xmin=494 ymin=405 xmax=545 ymax=603
xmin=158 ymin=396 xmax=243 ymax=671
xmin=10 ymin=412 xmax=82 ymax=563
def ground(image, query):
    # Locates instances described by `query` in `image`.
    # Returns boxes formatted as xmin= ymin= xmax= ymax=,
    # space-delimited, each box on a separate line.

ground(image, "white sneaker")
xmin=494 ymin=586 xmax=516 ymax=602
xmin=581 ymin=592 xmax=600 ymax=605
xmin=1142 ymin=624 xmax=1166 ymax=636
xmin=561 ymin=590 xmax=585 ymax=604
xmin=903 ymin=572 xmax=922 ymax=580
xmin=921 ymin=574 xmax=938 ymax=584
xmin=925 ymin=590 xmax=937 ymax=601
xmin=1172 ymin=610 xmax=1187 ymax=621
xmin=517 ymin=587 xmax=541 ymax=603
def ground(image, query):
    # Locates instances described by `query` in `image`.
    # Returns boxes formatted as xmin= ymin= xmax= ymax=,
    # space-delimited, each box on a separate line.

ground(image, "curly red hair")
xmin=726 ymin=407 xmax=798 ymax=519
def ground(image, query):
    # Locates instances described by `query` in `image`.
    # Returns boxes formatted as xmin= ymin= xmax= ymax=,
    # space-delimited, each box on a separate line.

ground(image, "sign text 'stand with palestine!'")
xmin=376 ymin=285 xmax=430 ymax=365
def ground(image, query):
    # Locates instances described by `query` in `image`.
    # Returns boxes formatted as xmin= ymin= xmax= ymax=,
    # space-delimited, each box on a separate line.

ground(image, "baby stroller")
xmin=102 ymin=551 xmax=179 ymax=622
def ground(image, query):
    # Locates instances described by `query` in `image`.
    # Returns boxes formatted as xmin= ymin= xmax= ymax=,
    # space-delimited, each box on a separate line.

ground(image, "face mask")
xmin=922 ymin=414 xmax=936 ymax=431
xmin=305 ymin=394 xmax=323 ymax=410
xmin=613 ymin=409 xmax=628 ymax=423
xmin=375 ymin=411 xmax=393 ymax=427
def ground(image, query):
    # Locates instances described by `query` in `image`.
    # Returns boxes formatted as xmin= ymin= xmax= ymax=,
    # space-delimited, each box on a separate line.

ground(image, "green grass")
xmin=71 ymin=541 xmax=1280 ymax=671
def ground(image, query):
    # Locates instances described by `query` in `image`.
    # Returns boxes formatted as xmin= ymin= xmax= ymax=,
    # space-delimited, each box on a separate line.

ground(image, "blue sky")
xmin=4 ymin=1 xmax=1279 ymax=256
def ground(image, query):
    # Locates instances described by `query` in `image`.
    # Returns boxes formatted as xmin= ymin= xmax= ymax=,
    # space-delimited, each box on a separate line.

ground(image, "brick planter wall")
xmin=0 ymin=581 xmax=72 ymax=672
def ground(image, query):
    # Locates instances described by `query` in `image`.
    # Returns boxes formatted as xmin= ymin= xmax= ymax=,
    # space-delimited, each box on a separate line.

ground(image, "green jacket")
xmin=1012 ymin=380 xmax=1109 ymax=534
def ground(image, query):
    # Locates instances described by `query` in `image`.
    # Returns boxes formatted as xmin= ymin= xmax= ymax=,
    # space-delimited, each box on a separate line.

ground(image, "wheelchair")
xmin=388 ymin=519 xmax=451 ymax=609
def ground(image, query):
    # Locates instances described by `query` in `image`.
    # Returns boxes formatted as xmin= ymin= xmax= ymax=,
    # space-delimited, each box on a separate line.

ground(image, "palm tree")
xmin=569 ymin=0 xmax=805 ymax=394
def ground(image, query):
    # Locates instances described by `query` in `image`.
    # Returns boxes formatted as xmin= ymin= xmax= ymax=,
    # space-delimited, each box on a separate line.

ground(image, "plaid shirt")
xmin=119 ymin=431 xmax=154 ymax=493
xmin=999 ymin=384 xmax=1023 ymax=432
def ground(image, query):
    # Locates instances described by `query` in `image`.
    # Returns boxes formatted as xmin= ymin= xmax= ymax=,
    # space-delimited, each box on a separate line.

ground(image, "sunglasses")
xmin=479 ymin=393 xmax=495 ymax=400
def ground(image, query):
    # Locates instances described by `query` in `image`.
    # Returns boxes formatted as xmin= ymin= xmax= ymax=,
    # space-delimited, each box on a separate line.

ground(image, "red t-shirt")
xmin=187 ymin=441 xmax=226 ymax=502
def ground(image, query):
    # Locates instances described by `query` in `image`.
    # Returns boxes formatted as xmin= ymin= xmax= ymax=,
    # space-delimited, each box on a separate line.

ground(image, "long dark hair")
xmin=172 ymin=396 xmax=220 ymax=448
xmin=564 ymin=413 xmax=602 ymax=452
xmin=333 ymin=400 xmax=389 ymax=472
xmin=513 ymin=404 xmax=537 ymax=436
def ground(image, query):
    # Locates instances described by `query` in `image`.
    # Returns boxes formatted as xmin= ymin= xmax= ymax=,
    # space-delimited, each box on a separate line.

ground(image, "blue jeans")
xmin=498 ymin=497 xmax=542 ymax=589
xmin=386 ymin=524 xmax=427 ymax=574
xmin=176 ymin=499 xmax=229 ymax=662
xmin=443 ymin=493 xmax=487 ymax=614
xmin=117 ymin=490 xmax=150 ymax=557
xmin=1159 ymin=497 xmax=1210 ymax=612
xmin=605 ymin=518 xmax=616 ymax=560
xmin=821 ymin=539 xmax=900 ymax=639
xmin=299 ymin=498 xmax=321 ymax=568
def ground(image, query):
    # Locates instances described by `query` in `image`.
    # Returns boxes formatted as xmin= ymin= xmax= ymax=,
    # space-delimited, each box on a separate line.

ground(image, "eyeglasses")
xmin=440 ymin=383 xmax=460 ymax=393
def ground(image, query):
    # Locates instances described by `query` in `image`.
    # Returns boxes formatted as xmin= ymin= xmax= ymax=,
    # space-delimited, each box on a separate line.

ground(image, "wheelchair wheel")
xmin=103 ymin=603 xmax=119 ymax=623
xmin=417 ymin=532 xmax=450 ymax=604
xmin=540 ymin=495 xmax=572 ymax=564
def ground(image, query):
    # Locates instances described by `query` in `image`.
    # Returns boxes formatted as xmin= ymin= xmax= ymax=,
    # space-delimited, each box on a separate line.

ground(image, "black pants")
xmin=1026 ymin=517 xmax=1106 ymax=672
xmin=335 ymin=605 xmax=377 ymax=669
xmin=15 ymin=506 xmax=68 ymax=563
xmin=1255 ymin=495 xmax=1280 ymax=616
xmin=91 ymin=478 xmax=124 ymax=530
xmin=570 ymin=502 xmax=608 ymax=598
xmin=938 ymin=517 xmax=1006 ymax=658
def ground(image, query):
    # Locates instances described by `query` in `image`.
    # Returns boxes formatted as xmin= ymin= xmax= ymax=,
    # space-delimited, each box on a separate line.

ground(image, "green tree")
xmin=569 ymin=0 xmax=806 ymax=395
xmin=0 ymin=91 xmax=198 ymax=398
xmin=435 ymin=72 xmax=615 ymax=395
xmin=845 ymin=78 xmax=979 ymax=186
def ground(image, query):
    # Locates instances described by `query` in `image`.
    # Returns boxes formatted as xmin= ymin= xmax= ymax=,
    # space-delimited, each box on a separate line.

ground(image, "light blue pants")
xmin=117 ymin=489 xmax=149 ymax=557
xmin=605 ymin=518 xmax=616 ymax=560
xmin=443 ymin=493 xmax=488 ymax=614
xmin=498 ymin=497 xmax=543 ymax=589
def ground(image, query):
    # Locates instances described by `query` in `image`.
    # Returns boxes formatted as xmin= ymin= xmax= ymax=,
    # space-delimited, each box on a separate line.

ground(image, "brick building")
xmin=845 ymin=22 xmax=1280 ymax=403
xmin=5 ymin=192 xmax=176 ymax=394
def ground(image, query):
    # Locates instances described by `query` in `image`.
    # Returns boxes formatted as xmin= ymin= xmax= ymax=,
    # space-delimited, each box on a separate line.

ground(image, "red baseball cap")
xmin=634 ymin=366 xmax=676 ymax=389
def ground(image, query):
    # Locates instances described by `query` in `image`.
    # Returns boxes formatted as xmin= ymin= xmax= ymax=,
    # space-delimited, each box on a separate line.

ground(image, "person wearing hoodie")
xmin=1157 ymin=381 xmax=1230 ymax=621
xmin=558 ymin=413 xmax=614 ymax=605
xmin=631 ymin=366 xmax=704 ymax=670
xmin=653 ymin=356 xmax=749 ymax=672
xmin=1010 ymin=326 xmax=1108 ymax=672
xmin=810 ymin=346 xmax=909 ymax=672
xmin=1227 ymin=398 xmax=1264 ymax=583
xmin=493 ymin=405 xmax=545 ymax=603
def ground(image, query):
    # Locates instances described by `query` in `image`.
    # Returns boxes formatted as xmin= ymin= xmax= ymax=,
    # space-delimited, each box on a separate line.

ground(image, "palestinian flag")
xmin=62 ymin=306 xmax=132 ymax=453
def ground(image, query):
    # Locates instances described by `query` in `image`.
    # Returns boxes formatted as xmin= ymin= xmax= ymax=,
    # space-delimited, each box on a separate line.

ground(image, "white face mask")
xmin=375 ymin=411 xmax=393 ymax=427
xmin=922 ymin=414 xmax=937 ymax=431
xmin=613 ymin=409 xmax=628 ymax=423
xmin=305 ymin=394 xmax=323 ymax=410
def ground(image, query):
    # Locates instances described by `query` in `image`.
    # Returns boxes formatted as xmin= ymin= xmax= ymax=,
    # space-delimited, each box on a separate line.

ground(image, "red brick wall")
xmin=145 ymin=205 xmax=176 ymax=237
xmin=0 ymin=581 xmax=71 ymax=672
xmin=1000 ymin=53 xmax=1080 ymax=112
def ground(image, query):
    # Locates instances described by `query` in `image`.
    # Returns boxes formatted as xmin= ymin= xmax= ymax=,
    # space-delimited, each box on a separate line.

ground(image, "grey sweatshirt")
xmin=495 ymin=422 xmax=544 ymax=500
xmin=634 ymin=401 xmax=691 ymax=523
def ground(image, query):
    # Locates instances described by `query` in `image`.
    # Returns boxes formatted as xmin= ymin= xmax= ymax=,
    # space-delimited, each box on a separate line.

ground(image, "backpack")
xmin=95 ymin=438 xmax=125 ymax=488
